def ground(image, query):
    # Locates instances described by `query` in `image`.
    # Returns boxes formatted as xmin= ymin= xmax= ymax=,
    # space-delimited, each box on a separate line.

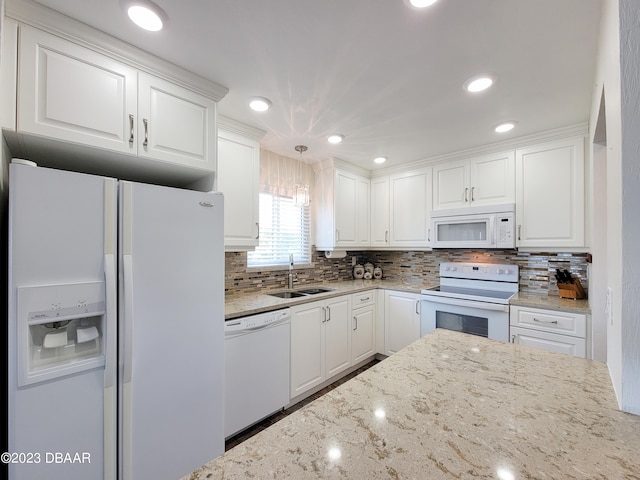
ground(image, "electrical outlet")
xmin=351 ymin=256 xmax=357 ymax=266
xmin=605 ymin=287 xmax=613 ymax=325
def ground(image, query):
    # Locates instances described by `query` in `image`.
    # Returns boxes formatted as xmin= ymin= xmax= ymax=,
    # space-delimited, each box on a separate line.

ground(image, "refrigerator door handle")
xmin=120 ymin=181 xmax=134 ymax=480
xmin=103 ymin=178 xmax=117 ymax=480
xmin=103 ymin=253 xmax=117 ymax=480
xmin=121 ymin=253 xmax=134 ymax=480
xmin=122 ymin=254 xmax=134 ymax=385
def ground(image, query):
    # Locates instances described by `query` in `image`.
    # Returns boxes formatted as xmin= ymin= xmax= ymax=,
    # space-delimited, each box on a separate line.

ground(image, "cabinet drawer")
xmin=352 ymin=290 xmax=375 ymax=308
xmin=510 ymin=307 xmax=586 ymax=338
xmin=511 ymin=326 xmax=586 ymax=358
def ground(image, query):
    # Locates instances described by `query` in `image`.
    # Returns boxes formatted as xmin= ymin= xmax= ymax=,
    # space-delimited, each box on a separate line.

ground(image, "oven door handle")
xmin=421 ymin=295 xmax=510 ymax=313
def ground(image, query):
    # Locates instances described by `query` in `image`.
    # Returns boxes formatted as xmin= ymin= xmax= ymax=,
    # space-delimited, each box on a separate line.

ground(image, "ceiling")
xmin=30 ymin=0 xmax=602 ymax=170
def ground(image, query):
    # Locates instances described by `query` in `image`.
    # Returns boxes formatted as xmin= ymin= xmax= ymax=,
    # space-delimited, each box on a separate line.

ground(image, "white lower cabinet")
xmin=351 ymin=291 xmax=376 ymax=364
xmin=510 ymin=306 xmax=588 ymax=358
xmin=384 ymin=290 xmax=421 ymax=355
xmin=290 ymin=296 xmax=351 ymax=398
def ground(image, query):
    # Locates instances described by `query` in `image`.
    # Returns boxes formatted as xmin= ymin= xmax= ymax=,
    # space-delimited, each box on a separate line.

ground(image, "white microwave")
xmin=430 ymin=204 xmax=516 ymax=249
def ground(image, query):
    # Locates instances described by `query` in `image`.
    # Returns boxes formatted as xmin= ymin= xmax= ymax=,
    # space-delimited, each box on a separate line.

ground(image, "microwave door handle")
xmin=489 ymin=216 xmax=495 ymax=246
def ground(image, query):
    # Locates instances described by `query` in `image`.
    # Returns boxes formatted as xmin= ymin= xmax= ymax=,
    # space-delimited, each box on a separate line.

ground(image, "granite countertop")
xmin=225 ymin=279 xmax=431 ymax=319
xmin=225 ymin=280 xmax=590 ymax=319
xmin=510 ymin=291 xmax=591 ymax=315
xmin=183 ymin=329 xmax=639 ymax=479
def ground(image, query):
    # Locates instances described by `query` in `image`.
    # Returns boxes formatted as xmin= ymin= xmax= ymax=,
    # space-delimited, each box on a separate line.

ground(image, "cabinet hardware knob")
xmin=471 ymin=186 xmax=475 ymax=202
xmin=511 ymin=334 xmax=516 ymax=343
xmin=326 ymin=306 xmax=331 ymax=322
xmin=255 ymin=222 xmax=260 ymax=239
xmin=518 ymin=225 xmax=522 ymax=241
xmin=353 ymin=316 xmax=358 ymax=331
xmin=464 ymin=187 xmax=469 ymax=202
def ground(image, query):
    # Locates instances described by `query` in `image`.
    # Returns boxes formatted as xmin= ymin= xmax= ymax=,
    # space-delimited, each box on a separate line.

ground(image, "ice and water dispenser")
xmin=17 ymin=281 xmax=106 ymax=386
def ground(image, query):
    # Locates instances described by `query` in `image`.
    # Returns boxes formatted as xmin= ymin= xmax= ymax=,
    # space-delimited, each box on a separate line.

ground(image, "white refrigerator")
xmin=7 ymin=161 xmax=225 ymax=480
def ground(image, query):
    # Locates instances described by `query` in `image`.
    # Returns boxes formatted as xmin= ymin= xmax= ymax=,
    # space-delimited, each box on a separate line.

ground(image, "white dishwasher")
xmin=224 ymin=308 xmax=291 ymax=438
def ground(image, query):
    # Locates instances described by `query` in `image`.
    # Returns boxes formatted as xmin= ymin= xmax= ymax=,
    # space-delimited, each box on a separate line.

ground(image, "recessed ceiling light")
xmin=464 ymin=75 xmax=495 ymax=93
xmin=408 ymin=0 xmax=439 ymax=7
xmin=123 ymin=1 xmax=168 ymax=31
xmin=374 ymin=156 xmax=387 ymax=164
xmin=495 ymin=122 xmax=516 ymax=133
xmin=249 ymin=97 xmax=272 ymax=112
xmin=327 ymin=134 xmax=345 ymax=144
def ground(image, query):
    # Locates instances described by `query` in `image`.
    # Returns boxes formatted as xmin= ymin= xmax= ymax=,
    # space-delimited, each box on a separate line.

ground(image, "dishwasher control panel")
xmin=225 ymin=308 xmax=291 ymax=333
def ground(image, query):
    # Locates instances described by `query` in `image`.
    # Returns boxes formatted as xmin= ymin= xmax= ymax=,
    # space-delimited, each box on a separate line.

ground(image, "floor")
xmin=225 ymin=358 xmax=381 ymax=451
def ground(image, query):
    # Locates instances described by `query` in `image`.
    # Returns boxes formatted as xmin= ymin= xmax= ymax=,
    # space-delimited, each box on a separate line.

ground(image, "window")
xmin=247 ymin=193 xmax=311 ymax=268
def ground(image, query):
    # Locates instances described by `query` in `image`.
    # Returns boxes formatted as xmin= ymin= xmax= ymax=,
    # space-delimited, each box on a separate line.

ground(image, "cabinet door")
xmin=290 ymin=302 xmax=325 ymax=398
xmin=137 ymin=72 xmax=216 ymax=170
xmin=352 ymin=305 xmax=375 ymax=364
xmin=389 ymin=168 xmax=433 ymax=247
xmin=432 ymin=159 xmax=469 ymax=210
xmin=511 ymin=326 xmax=586 ymax=357
xmin=335 ymin=170 xmax=358 ymax=247
xmin=324 ymin=297 xmax=351 ymax=379
xmin=18 ymin=25 xmax=137 ymax=154
xmin=356 ymin=175 xmax=371 ymax=245
xmin=469 ymin=151 xmax=515 ymax=206
xmin=384 ymin=291 xmax=420 ymax=355
xmin=370 ymin=176 xmax=390 ymax=248
xmin=516 ymin=136 xmax=585 ymax=248
xmin=217 ymin=129 xmax=259 ymax=250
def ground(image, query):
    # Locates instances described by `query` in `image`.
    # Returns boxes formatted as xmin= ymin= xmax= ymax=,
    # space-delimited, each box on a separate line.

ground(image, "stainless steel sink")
xmin=267 ymin=291 xmax=308 ymax=298
xmin=267 ymin=287 xmax=333 ymax=299
xmin=296 ymin=287 xmax=333 ymax=295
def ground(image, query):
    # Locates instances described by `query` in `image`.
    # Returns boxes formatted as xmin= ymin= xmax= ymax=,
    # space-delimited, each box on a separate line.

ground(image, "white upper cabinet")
xmin=6 ymin=16 xmax=226 ymax=186
xmin=432 ymin=151 xmax=515 ymax=210
xmin=217 ymin=118 xmax=264 ymax=251
xmin=137 ymin=73 xmax=216 ymax=170
xmin=389 ymin=167 xmax=433 ymax=248
xmin=515 ymin=136 xmax=585 ymax=248
xmin=370 ymin=176 xmax=390 ymax=248
xmin=315 ymin=161 xmax=370 ymax=250
xmin=18 ymin=25 xmax=137 ymax=155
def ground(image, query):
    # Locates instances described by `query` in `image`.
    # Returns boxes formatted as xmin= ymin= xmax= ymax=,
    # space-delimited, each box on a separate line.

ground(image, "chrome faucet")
xmin=288 ymin=253 xmax=294 ymax=289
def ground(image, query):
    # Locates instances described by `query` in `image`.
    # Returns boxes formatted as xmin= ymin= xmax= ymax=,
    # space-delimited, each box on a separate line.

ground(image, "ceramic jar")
xmin=364 ymin=262 xmax=374 ymax=275
xmin=373 ymin=266 xmax=383 ymax=279
xmin=353 ymin=264 xmax=364 ymax=279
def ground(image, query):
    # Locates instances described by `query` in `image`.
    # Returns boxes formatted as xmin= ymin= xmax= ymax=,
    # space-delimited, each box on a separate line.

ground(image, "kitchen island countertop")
xmin=183 ymin=329 xmax=639 ymax=479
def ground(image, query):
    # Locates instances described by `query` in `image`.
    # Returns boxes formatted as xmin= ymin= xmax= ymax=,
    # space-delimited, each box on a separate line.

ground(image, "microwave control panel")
xmin=495 ymin=213 xmax=515 ymax=248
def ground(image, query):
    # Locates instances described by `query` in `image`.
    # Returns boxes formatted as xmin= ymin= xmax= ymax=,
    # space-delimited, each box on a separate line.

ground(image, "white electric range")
xmin=420 ymin=262 xmax=519 ymax=342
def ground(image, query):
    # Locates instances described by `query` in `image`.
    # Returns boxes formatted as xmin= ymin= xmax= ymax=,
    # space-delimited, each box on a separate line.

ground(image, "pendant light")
xmin=293 ymin=145 xmax=310 ymax=207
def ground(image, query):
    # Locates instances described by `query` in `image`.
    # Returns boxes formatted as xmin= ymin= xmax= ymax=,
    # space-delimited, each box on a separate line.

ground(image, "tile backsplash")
xmin=225 ymin=248 xmax=589 ymax=297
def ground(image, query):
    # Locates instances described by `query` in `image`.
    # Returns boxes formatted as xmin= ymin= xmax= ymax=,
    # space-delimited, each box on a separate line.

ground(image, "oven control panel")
xmin=439 ymin=262 xmax=519 ymax=282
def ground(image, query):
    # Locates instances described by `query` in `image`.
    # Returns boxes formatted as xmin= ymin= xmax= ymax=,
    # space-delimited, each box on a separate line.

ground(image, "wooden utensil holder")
xmin=558 ymin=278 xmax=586 ymax=299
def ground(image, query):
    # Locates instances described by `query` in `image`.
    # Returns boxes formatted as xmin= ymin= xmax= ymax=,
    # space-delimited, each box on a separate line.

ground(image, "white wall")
xmin=618 ymin=0 xmax=640 ymax=415
xmin=589 ymin=0 xmax=640 ymax=415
